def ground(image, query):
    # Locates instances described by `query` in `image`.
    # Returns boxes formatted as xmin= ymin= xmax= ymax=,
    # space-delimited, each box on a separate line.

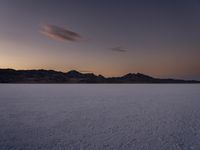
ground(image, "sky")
xmin=0 ymin=0 xmax=200 ymax=79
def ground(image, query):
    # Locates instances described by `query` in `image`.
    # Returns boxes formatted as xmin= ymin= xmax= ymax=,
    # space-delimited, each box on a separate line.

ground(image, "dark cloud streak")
xmin=111 ymin=46 xmax=127 ymax=52
xmin=40 ymin=25 xmax=82 ymax=42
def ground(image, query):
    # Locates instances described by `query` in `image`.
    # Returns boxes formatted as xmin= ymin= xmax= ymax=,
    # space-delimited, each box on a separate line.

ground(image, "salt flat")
xmin=0 ymin=84 xmax=199 ymax=150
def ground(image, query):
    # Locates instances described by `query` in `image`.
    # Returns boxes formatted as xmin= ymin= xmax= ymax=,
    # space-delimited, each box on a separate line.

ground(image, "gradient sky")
xmin=0 ymin=0 xmax=200 ymax=79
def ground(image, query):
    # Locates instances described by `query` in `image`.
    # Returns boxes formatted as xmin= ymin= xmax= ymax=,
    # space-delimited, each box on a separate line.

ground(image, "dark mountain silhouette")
xmin=0 ymin=69 xmax=199 ymax=83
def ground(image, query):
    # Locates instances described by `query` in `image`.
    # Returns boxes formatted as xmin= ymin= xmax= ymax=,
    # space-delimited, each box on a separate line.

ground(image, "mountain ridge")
xmin=0 ymin=68 xmax=199 ymax=83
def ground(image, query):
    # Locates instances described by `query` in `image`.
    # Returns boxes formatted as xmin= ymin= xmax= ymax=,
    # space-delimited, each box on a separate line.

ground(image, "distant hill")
xmin=0 ymin=69 xmax=199 ymax=83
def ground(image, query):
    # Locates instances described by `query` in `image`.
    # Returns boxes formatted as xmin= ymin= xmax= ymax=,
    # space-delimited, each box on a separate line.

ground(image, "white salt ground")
xmin=0 ymin=84 xmax=199 ymax=150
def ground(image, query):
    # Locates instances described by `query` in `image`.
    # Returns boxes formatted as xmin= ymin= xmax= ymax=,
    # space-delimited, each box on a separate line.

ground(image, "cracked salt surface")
xmin=0 ymin=84 xmax=200 ymax=150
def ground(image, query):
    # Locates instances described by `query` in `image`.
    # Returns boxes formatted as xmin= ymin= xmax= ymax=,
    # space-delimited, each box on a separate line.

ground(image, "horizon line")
xmin=0 ymin=67 xmax=199 ymax=81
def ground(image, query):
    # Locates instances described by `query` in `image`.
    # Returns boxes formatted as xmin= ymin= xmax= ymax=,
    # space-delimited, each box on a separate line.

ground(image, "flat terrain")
xmin=0 ymin=84 xmax=200 ymax=150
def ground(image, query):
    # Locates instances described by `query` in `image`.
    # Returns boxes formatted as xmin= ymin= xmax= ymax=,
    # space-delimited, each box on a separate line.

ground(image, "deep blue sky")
xmin=0 ymin=0 xmax=200 ymax=79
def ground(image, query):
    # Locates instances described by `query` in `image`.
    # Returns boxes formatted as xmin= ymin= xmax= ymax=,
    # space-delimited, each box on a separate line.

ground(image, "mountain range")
xmin=0 ymin=69 xmax=199 ymax=83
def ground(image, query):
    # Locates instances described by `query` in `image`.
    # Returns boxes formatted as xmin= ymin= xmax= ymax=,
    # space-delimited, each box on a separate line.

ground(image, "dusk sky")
xmin=0 ymin=0 xmax=200 ymax=79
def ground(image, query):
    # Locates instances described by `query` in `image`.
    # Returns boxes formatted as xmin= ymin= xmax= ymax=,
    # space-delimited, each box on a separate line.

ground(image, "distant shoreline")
xmin=0 ymin=83 xmax=200 ymax=84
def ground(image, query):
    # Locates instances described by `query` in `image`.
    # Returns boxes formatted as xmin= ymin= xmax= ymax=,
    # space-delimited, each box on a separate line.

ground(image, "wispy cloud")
xmin=40 ymin=25 xmax=82 ymax=42
xmin=111 ymin=46 xmax=127 ymax=52
xmin=80 ymin=70 xmax=92 ymax=73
